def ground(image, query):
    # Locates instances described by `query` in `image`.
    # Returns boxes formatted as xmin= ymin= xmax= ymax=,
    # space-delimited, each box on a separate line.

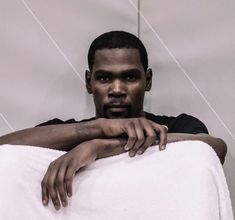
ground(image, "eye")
xmin=125 ymin=74 xmax=137 ymax=81
xmin=96 ymin=75 xmax=110 ymax=82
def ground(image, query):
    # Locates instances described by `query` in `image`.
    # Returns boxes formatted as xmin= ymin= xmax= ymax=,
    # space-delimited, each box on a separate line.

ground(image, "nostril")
xmin=108 ymin=92 xmax=126 ymax=98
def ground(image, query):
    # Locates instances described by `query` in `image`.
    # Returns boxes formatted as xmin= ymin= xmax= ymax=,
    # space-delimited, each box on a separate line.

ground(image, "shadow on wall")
xmin=37 ymin=68 xmax=89 ymax=123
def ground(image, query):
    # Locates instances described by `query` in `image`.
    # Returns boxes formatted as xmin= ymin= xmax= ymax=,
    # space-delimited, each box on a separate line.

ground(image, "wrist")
xmin=92 ymin=138 xmax=127 ymax=159
xmin=74 ymin=119 xmax=104 ymax=142
xmin=90 ymin=138 xmax=106 ymax=158
xmin=167 ymin=133 xmax=187 ymax=143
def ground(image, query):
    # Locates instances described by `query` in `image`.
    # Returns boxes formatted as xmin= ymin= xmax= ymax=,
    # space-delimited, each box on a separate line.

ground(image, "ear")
xmin=145 ymin=68 xmax=152 ymax=91
xmin=85 ymin=70 xmax=93 ymax=94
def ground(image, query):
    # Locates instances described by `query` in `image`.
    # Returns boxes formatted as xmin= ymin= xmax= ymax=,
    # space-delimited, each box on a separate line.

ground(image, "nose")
xmin=108 ymin=79 xmax=126 ymax=98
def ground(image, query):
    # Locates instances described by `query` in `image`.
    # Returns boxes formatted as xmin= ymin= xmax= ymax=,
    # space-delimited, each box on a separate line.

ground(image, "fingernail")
xmin=137 ymin=150 xmax=143 ymax=155
xmin=163 ymin=125 xmax=168 ymax=131
xmin=129 ymin=152 xmax=135 ymax=157
xmin=42 ymin=199 xmax=47 ymax=205
xmin=62 ymin=201 xmax=67 ymax=207
xmin=160 ymin=145 xmax=166 ymax=150
xmin=55 ymin=204 xmax=60 ymax=210
xmin=68 ymin=193 xmax=72 ymax=197
xmin=124 ymin=145 xmax=130 ymax=151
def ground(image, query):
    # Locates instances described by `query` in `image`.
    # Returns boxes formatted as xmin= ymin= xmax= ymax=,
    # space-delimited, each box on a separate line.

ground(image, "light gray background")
xmin=0 ymin=0 xmax=234 ymax=213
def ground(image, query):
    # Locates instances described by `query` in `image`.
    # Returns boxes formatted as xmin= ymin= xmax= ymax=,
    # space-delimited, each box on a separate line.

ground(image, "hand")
xmin=99 ymin=117 xmax=168 ymax=156
xmin=41 ymin=140 xmax=98 ymax=210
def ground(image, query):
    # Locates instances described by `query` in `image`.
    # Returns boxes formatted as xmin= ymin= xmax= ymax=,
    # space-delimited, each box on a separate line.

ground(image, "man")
xmin=0 ymin=31 xmax=227 ymax=211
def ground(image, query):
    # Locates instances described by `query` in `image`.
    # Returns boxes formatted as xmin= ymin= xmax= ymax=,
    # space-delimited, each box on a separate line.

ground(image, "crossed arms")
xmin=0 ymin=117 xmax=227 ymax=210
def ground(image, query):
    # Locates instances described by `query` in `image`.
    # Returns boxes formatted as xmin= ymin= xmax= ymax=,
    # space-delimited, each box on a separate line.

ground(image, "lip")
xmin=108 ymin=104 xmax=127 ymax=107
xmin=108 ymin=107 xmax=127 ymax=111
xmin=106 ymin=101 xmax=128 ymax=107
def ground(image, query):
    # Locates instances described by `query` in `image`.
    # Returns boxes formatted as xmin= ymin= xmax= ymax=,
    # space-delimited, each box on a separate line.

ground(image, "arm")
xmin=41 ymin=138 xmax=127 ymax=210
xmin=0 ymin=117 xmax=167 ymax=152
xmin=96 ymin=133 xmax=227 ymax=164
xmin=0 ymin=120 xmax=102 ymax=151
xmin=167 ymin=133 xmax=227 ymax=164
xmin=40 ymin=133 xmax=226 ymax=210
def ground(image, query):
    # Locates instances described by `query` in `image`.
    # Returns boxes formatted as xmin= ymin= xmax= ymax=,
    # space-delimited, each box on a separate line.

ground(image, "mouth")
xmin=104 ymin=104 xmax=130 ymax=118
xmin=107 ymin=104 xmax=127 ymax=109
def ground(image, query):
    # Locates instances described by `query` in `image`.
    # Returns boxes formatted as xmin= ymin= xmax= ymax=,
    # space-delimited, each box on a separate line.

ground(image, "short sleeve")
xmin=35 ymin=118 xmax=77 ymax=127
xmin=170 ymin=114 xmax=209 ymax=134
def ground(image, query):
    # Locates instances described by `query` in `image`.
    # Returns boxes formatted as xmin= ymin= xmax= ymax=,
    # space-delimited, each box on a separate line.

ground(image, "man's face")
xmin=86 ymin=48 xmax=152 ymax=118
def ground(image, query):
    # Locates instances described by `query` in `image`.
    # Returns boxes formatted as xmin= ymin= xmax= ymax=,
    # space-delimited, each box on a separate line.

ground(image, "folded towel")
xmin=0 ymin=141 xmax=233 ymax=220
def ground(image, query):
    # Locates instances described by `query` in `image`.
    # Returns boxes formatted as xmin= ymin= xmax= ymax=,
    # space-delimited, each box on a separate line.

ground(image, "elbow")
xmin=0 ymin=136 xmax=7 ymax=145
xmin=216 ymin=138 xmax=227 ymax=165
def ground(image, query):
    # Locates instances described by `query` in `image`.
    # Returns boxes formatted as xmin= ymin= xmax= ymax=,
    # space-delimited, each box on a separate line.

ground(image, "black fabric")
xmin=36 ymin=118 xmax=78 ymax=127
xmin=36 ymin=112 xmax=208 ymax=134
xmin=144 ymin=112 xmax=208 ymax=134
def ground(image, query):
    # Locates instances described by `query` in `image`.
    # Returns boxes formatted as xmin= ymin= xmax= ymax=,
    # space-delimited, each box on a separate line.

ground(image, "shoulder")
xmin=35 ymin=117 xmax=96 ymax=127
xmin=145 ymin=112 xmax=209 ymax=134
xmin=35 ymin=118 xmax=77 ymax=127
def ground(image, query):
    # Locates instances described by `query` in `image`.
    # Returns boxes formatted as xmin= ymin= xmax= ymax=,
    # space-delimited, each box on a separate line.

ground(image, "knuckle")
xmin=149 ymin=133 xmax=156 ymax=139
xmin=129 ymin=136 xmax=136 ymax=142
xmin=55 ymin=179 xmax=63 ymax=187
xmin=140 ymin=117 xmax=146 ymax=122
xmin=132 ymin=118 xmax=137 ymax=122
xmin=136 ymin=138 xmax=144 ymax=145
xmin=68 ymin=160 xmax=76 ymax=168
xmin=137 ymin=136 xmax=144 ymax=142
xmin=159 ymin=126 xmax=165 ymax=133
xmin=49 ymin=162 xmax=55 ymax=168
xmin=65 ymin=176 xmax=72 ymax=183
xmin=135 ymin=118 xmax=140 ymax=123
xmin=41 ymin=180 xmax=45 ymax=187
xmin=46 ymin=182 xmax=54 ymax=189
xmin=148 ymin=134 xmax=157 ymax=141
xmin=126 ymin=121 xmax=134 ymax=127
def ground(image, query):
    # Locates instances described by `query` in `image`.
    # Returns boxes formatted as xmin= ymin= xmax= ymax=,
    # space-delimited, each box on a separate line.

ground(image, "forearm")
xmin=93 ymin=138 xmax=127 ymax=159
xmin=0 ymin=120 xmax=102 ymax=151
xmin=85 ymin=133 xmax=227 ymax=165
xmin=167 ymin=133 xmax=227 ymax=164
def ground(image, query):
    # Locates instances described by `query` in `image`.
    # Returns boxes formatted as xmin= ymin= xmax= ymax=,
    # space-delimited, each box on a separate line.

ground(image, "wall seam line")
xmin=21 ymin=0 xmax=85 ymax=85
xmin=128 ymin=0 xmax=235 ymax=142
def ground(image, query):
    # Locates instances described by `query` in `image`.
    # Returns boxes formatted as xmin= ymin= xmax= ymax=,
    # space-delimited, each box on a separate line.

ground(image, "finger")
xmin=41 ymin=172 xmax=49 ymax=206
xmin=152 ymin=124 xmax=168 ymax=150
xmin=55 ymin=165 xmax=68 ymax=207
xmin=124 ymin=122 xmax=137 ymax=151
xmin=136 ymin=137 xmax=153 ymax=155
xmin=46 ymin=164 xmax=61 ymax=210
xmin=159 ymin=125 xmax=168 ymax=150
xmin=129 ymin=121 xmax=145 ymax=157
xmin=136 ymin=124 xmax=157 ymax=155
xmin=64 ymin=163 xmax=77 ymax=198
xmin=162 ymin=125 xmax=168 ymax=132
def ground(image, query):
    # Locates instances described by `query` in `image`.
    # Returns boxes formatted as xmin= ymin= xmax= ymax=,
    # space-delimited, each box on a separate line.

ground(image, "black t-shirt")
xmin=36 ymin=112 xmax=209 ymax=134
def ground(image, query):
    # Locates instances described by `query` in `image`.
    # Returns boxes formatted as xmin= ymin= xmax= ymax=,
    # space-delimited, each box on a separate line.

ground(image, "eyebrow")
xmin=93 ymin=68 xmax=142 ymax=76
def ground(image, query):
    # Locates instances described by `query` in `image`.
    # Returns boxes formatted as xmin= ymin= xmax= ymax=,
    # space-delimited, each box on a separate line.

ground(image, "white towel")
xmin=0 ymin=141 xmax=233 ymax=220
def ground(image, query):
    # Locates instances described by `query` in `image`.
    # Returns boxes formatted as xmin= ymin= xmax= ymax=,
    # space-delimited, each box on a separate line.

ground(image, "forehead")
xmin=92 ymin=48 xmax=144 ymax=72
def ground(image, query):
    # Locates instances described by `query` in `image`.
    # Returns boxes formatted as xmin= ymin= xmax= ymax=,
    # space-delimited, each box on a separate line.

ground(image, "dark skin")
xmin=39 ymin=48 xmax=228 ymax=210
xmin=0 ymin=48 xmax=227 ymax=210
xmin=86 ymin=48 xmax=168 ymax=154
xmin=41 ymin=48 xmax=168 ymax=209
